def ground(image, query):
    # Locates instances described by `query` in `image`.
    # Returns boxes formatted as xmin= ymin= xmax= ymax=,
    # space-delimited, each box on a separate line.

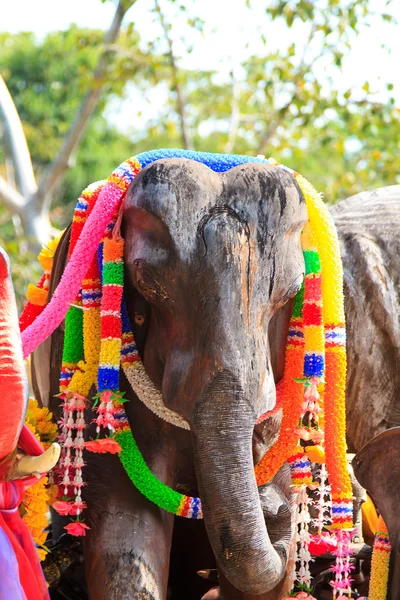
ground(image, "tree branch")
xmin=0 ymin=175 xmax=26 ymax=210
xmin=256 ymin=100 xmax=294 ymax=156
xmin=0 ymin=75 xmax=38 ymax=199
xmin=256 ymin=24 xmax=319 ymax=156
xmin=225 ymin=69 xmax=240 ymax=154
xmin=154 ymin=0 xmax=193 ymax=150
xmin=37 ymin=0 xmax=137 ymax=213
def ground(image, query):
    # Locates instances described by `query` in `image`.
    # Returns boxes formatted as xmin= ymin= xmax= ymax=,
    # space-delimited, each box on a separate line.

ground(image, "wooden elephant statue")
xmin=30 ymin=155 xmax=309 ymax=600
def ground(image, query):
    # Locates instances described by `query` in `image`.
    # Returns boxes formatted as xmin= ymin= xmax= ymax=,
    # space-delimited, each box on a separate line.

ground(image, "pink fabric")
xmin=21 ymin=182 xmax=125 ymax=358
xmin=0 ymin=480 xmax=49 ymax=600
xmin=18 ymin=425 xmax=44 ymax=457
xmin=0 ymin=248 xmax=27 ymax=464
xmin=0 ymin=525 xmax=26 ymax=599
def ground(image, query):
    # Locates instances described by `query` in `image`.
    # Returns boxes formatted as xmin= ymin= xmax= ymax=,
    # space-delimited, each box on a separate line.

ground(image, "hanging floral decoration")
xmin=19 ymin=232 xmax=65 ymax=333
xmin=20 ymin=150 xmax=354 ymax=598
xmin=368 ymin=516 xmax=391 ymax=600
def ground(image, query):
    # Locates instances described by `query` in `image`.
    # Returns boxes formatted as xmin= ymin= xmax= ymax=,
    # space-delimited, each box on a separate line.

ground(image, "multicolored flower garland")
xmin=20 ymin=149 xmax=353 ymax=596
xmin=19 ymin=232 xmax=64 ymax=333
xmin=368 ymin=516 xmax=391 ymax=600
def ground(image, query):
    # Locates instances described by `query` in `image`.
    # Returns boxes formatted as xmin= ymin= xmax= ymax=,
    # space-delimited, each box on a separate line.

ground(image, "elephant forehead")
xmin=125 ymin=158 xmax=305 ymax=259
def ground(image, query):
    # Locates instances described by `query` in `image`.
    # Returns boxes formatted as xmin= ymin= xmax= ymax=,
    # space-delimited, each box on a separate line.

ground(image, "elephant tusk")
xmin=15 ymin=442 xmax=61 ymax=477
xmin=197 ymin=570 xmax=219 ymax=584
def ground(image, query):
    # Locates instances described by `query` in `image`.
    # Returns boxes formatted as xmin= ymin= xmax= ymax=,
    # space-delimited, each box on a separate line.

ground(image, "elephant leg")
xmin=200 ymin=566 xmax=291 ymax=600
xmin=215 ymin=568 xmax=290 ymax=600
xmin=83 ymin=452 xmax=174 ymax=600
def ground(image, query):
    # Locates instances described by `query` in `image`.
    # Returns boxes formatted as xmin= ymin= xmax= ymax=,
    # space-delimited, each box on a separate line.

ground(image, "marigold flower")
xmin=305 ymin=444 xmax=325 ymax=463
xmin=37 ymin=548 xmax=47 ymax=562
xmin=46 ymin=484 xmax=59 ymax=506
xmin=21 ymin=461 xmax=50 ymax=561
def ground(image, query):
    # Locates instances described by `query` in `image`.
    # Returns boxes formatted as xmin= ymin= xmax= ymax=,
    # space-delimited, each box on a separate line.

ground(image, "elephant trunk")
xmin=0 ymin=248 xmax=28 ymax=478
xmin=192 ymin=371 xmax=289 ymax=595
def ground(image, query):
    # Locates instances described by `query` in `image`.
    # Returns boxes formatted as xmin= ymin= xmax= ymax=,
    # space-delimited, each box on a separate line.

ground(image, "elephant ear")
xmin=352 ymin=427 xmax=400 ymax=551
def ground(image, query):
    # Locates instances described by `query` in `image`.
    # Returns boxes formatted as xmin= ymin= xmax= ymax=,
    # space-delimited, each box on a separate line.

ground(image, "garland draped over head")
xmin=21 ymin=149 xmax=354 ymax=594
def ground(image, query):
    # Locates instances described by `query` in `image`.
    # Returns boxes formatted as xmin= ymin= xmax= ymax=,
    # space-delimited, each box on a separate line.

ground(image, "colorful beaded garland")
xmin=20 ymin=150 xmax=353 ymax=547
xmin=19 ymin=231 xmax=64 ymax=332
xmin=368 ymin=516 xmax=391 ymax=600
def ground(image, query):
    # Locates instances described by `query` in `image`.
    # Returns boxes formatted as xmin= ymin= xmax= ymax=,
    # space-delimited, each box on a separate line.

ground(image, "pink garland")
xmin=330 ymin=530 xmax=354 ymax=598
xmin=21 ymin=183 xmax=125 ymax=358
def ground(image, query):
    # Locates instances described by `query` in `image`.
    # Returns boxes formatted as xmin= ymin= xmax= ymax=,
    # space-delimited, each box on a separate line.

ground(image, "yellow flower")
xmin=305 ymin=445 xmax=326 ymax=463
xmin=22 ymin=400 xmax=58 ymax=560
xmin=36 ymin=419 xmax=58 ymax=438
xmin=37 ymin=230 xmax=65 ymax=271
xmin=26 ymin=399 xmax=58 ymax=443
xmin=369 ymin=517 xmax=391 ymax=600
xmin=37 ymin=548 xmax=47 ymax=562
xmin=46 ymin=484 xmax=59 ymax=507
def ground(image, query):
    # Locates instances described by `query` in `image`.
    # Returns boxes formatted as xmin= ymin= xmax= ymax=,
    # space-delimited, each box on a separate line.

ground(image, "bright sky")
xmin=1 ymin=0 xmax=400 ymax=130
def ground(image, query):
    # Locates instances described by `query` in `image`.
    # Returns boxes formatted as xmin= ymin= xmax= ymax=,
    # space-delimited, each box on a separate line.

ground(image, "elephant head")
xmin=0 ymin=246 xmax=59 ymax=480
xmin=123 ymin=159 xmax=307 ymax=594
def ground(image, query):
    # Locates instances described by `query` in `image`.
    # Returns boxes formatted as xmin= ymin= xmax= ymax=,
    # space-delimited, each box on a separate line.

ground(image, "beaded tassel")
xmin=71 ymin=392 xmax=87 ymax=515
xmin=58 ymin=392 xmax=73 ymax=496
xmin=302 ymin=378 xmax=322 ymax=426
xmin=55 ymin=390 xmax=87 ymax=515
xmin=330 ymin=530 xmax=353 ymax=599
xmin=314 ymin=463 xmax=331 ymax=535
xmin=291 ymin=486 xmax=313 ymax=594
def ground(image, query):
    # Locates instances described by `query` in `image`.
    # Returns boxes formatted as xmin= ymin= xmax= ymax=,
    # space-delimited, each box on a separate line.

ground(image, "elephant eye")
xmin=134 ymin=314 xmax=146 ymax=326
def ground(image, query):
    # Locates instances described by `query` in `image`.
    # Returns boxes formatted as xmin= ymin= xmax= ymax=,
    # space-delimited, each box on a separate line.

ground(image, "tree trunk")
xmin=0 ymin=1 xmax=136 ymax=249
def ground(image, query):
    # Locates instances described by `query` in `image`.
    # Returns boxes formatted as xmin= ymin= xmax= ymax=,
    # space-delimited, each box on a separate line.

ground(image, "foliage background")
xmin=0 ymin=0 xmax=399 ymax=307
